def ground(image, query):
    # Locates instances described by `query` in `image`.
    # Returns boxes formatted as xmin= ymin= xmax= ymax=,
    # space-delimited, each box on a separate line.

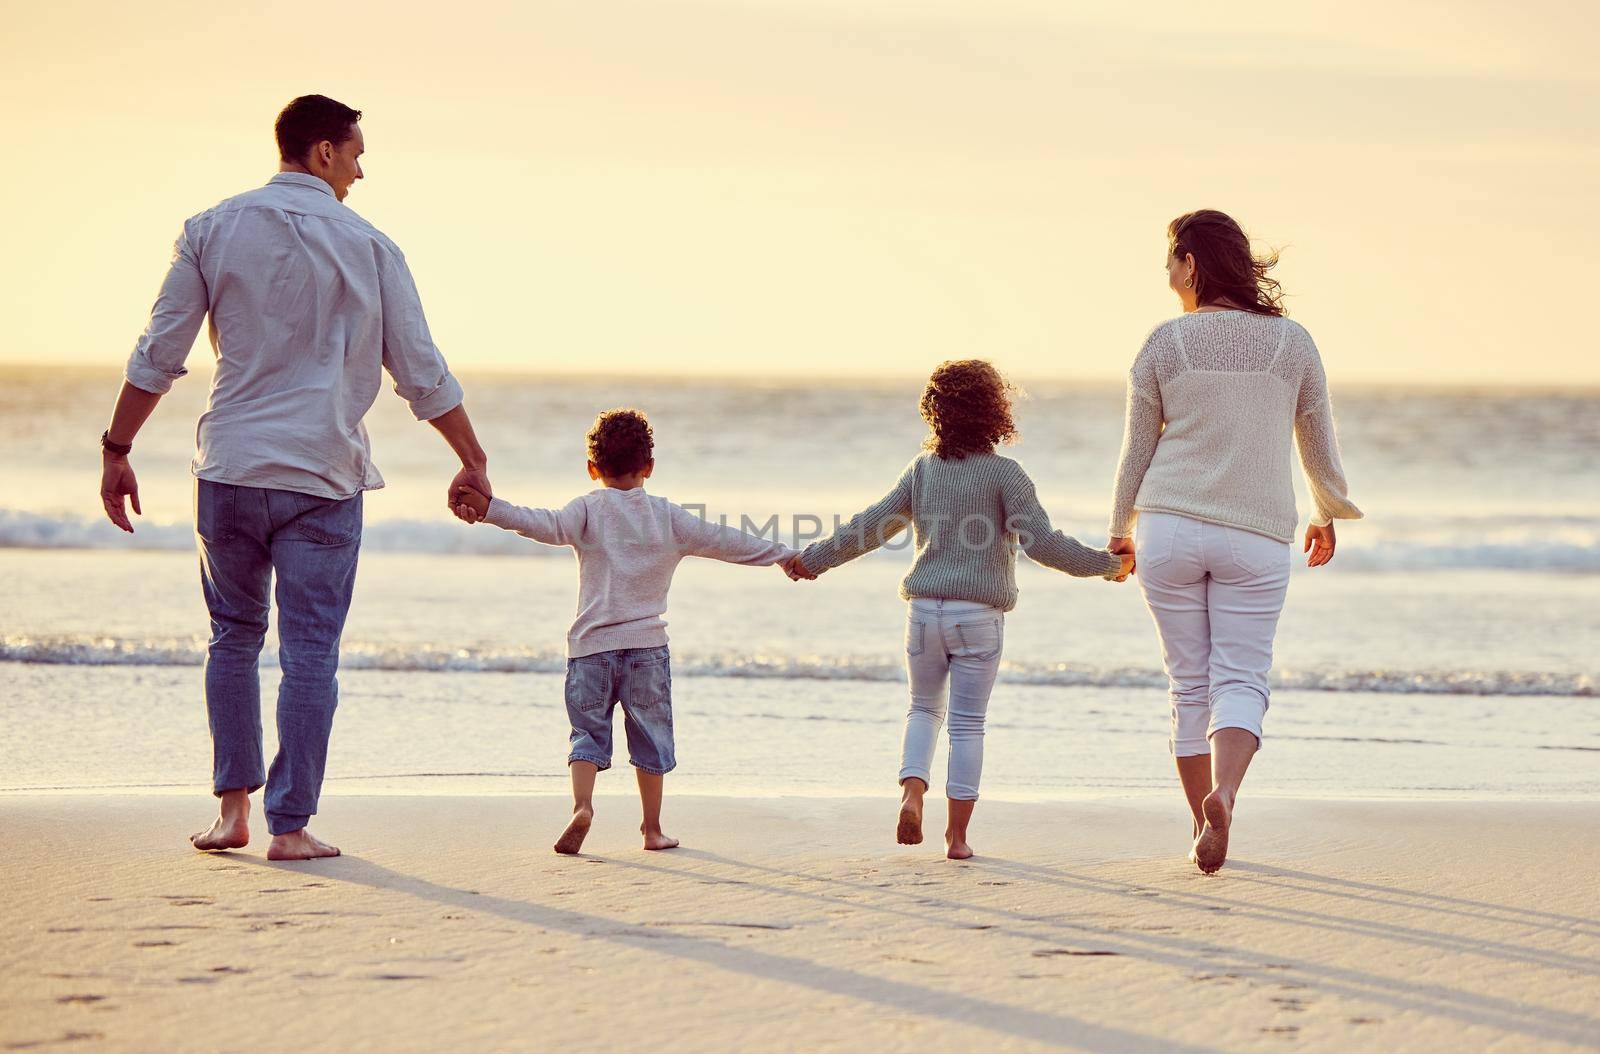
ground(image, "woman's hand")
xmin=1108 ymin=536 xmax=1136 ymax=582
xmin=1304 ymin=522 xmax=1336 ymax=567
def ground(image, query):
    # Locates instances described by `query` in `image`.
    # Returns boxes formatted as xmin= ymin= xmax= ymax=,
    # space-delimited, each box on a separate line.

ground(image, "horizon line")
xmin=6 ymin=359 xmax=1596 ymax=396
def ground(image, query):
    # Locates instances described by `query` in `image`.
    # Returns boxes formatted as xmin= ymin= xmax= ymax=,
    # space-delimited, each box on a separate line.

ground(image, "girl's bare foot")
xmin=945 ymin=797 xmax=976 ymax=860
xmin=554 ymin=807 xmax=593 ymax=855
xmin=266 ymin=829 xmax=340 ymax=861
xmin=1193 ymin=790 xmax=1232 ymax=874
xmin=641 ymin=826 xmax=679 ymax=851
xmin=897 ymin=780 xmax=926 ymax=845
xmin=190 ymin=790 xmax=250 ymax=851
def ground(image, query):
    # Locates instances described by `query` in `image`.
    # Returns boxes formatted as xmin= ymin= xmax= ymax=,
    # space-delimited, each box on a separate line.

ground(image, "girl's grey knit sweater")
xmin=799 ymin=451 xmax=1122 ymax=612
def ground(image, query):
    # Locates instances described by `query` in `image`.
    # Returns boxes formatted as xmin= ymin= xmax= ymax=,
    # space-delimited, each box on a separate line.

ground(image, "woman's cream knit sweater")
xmin=1110 ymin=310 xmax=1362 ymax=544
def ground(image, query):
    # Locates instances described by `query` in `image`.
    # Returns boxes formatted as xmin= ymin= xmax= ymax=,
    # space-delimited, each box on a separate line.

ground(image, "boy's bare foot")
xmin=946 ymin=837 xmax=974 ymax=860
xmin=266 ymin=829 xmax=341 ymax=861
xmin=641 ymin=827 xmax=679 ymax=851
xmin=190 ymin=814 xmax=249 ymax=852
xmin=1193 ymin=790 xmax=1232 ymax=874
xmin=554 ymin=807 xmax=593 ymax=855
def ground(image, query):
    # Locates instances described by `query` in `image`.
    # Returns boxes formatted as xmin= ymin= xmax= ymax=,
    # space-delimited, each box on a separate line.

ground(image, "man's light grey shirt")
xmin=125 ymin=172 xmax=464 ymax=499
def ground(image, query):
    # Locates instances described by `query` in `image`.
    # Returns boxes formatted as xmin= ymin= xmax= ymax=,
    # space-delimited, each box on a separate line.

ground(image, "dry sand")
xmin=2 ymin=794 xmax=1597 ymax=1052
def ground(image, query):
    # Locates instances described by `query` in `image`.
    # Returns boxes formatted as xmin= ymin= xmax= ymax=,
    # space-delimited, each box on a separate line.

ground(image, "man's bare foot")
xmin=1193 ymin=790 xmax=1231 ymax=874
xmin=946 ymin=837 xmax=974 ymax=860
xmin=190 ymin=814 xmax=249 ymax=852
xmin=266 ymin=829 xmax=340 ymax=861
xmin=641 ymin=827 xmax=679 ymax=851
xmin=191 ymin=790 xmax=250 ymax=852
xmin=554 ymin=807 xmax=593 ymax=855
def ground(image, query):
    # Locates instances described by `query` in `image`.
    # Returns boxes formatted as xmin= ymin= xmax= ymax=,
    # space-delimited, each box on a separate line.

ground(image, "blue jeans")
xmin=196 ymin=479 xmax=362 ymax=835
xmin=901 ymin=598 xmax=1005 ymax=801
xmin=564 ymin=646 xmax=676 ymax=774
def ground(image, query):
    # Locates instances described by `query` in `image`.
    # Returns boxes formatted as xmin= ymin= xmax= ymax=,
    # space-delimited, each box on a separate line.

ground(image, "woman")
xmin=1109 ymin=209 xmax=1361 ymax=873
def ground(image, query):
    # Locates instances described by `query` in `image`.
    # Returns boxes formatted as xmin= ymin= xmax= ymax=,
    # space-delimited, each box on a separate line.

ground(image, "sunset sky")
xmin=4 ymin=1 xmax=1595 ymax=385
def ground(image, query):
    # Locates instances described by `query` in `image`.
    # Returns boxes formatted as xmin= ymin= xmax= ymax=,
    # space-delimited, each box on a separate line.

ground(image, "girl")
xmin=794 ymin=361 xmax=1130 ymax=858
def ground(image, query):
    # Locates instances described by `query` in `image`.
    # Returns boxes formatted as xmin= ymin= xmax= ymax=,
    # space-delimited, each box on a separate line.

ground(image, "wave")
xmin=4 ymin=508 xmax=1598 ymax=571
xmin=3 ymin=635 xmax=1591 ymax=697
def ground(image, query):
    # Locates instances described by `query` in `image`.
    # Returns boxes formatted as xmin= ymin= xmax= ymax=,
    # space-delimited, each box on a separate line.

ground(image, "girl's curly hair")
xmin=587 ymin=408 xmax=654 ymax=478
xmin=919 ymin=360 xmax=1019 ymax=460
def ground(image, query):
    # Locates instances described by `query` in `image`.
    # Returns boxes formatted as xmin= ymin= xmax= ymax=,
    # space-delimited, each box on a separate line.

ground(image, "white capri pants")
xmin=1135 ymin=512 xmax=1291 ymax=756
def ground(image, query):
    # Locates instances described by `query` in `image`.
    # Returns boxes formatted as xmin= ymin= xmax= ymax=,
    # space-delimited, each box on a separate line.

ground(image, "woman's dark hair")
xmin=587 ymin=408 xmax=654 ymax=478
xmin=919 ymin=360 xmax=1019 ymax=460
xmin=1168 ymin=209 xmax=1286 ymax=317
xmin=275 ymin=95 xmax=362 ymax=165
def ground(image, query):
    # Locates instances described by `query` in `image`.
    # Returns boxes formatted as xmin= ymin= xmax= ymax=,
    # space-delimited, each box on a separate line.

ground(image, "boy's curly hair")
xmin=587 ymin=408 xmax=654 ymax=478
xmin=919 ymin=360 xmax=1019 ymax=460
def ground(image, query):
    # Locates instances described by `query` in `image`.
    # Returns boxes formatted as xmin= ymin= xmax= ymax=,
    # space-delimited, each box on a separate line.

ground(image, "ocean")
xmin=2 ymin=366 xmax=1596 ymax=801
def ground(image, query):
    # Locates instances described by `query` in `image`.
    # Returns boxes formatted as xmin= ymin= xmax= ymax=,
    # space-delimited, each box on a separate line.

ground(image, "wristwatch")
xmin=101 ymin=430 xmax=133 ymax=457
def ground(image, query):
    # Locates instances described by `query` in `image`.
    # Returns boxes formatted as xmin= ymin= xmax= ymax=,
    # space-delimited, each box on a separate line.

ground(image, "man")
xmin=99 ymin=94 xmax=492 ymax=860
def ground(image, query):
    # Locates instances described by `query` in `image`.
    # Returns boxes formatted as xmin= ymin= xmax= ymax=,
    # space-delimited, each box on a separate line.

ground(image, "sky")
xmin=3 ymin=1 xmax=1596 ymax=386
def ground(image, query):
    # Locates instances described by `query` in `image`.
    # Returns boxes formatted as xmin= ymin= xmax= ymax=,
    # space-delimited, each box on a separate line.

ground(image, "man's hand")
xmin=101 ymin=454 xmax=141 ymax=533
xmin=453 ymin=485 xmax=490 ymax=524
xmin=1304 ymin=522 xmax=1336 ymax=567
xmin=781 ymin=554 xmax=818 ymax=581
xmin=1108 ymin=536 xmax=1136 ymax=582
xmin=449 ymin=464 xmax=492 ymax=517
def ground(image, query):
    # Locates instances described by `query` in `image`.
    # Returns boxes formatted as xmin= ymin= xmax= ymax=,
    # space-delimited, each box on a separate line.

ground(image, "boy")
xmin=452 ymin=408 xmax=801 ymax=854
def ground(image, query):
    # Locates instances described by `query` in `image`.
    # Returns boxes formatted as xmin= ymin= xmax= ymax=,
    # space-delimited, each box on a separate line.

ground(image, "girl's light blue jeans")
xmin=900 ymin=597 xmax=1006 ymax=801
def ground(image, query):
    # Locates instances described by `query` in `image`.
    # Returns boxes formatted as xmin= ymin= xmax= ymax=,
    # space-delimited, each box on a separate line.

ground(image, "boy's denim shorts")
xmin=563 ymin=645 xmax=676 ymax=775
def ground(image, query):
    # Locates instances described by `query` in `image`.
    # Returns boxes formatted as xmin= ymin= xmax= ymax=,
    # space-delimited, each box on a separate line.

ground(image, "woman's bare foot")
xmin=190 ymin=790 xmax=250 ymax=852
xmin=266 ymin=829 xmax=340 ymax=861
xmin=554 ymin=806 xmax=593 ymax=855
xmin=1193 ymin=790 xmax=1232 ymax=874
xmin=897 ymin=780 xmax=926 ymax=845
xmin=641 ymin=826 xmax=679 ymax=851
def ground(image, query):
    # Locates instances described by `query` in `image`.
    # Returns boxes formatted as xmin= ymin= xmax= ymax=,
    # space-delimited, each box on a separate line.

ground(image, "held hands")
xmin=1107 ymin=536 xmax=1136 ymax=583
xmin=452 ymin=485 xmax=491 ymax=524
xmin=780 ymin=553 xmax=818 ymax=582
xmin=100 ymin=453 xmax=141 ymax=533
xmin=1303 ymin=522 xmax=1336 ymax=567
xmin=448 ymin=464 xmax=492 ymax=520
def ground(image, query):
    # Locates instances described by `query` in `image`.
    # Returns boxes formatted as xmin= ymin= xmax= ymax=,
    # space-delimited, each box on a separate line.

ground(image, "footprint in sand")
xmin=133 ymin=941 xmax=176 ymax=948
xmin=5 ymin=1032 xmax=106 ymax=1049
xmin=54 ymin=996 xmax=106 ymax=1005
xmin=1032 ymin=948 xmax=1120 ymax=958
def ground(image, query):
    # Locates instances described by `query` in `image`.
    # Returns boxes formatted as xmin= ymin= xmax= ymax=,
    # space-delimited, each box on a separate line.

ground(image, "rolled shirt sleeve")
xmin=125 ymin=224 xmax=209 ymax=395
xmin=377 ymin=247 xmax=465 ymax=421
